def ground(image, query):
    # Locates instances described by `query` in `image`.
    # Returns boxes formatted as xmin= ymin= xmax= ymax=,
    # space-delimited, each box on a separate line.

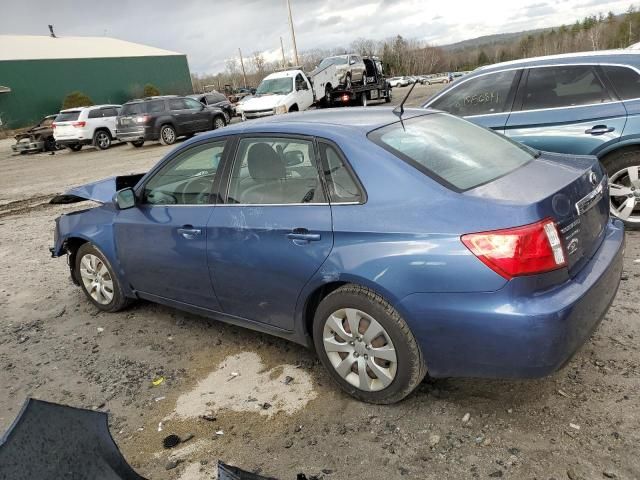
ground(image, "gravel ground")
xmin=0 ymin=85 xmax=638 ymax=480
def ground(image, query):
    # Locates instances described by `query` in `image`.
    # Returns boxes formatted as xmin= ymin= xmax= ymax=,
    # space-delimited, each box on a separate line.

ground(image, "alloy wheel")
xmin=609 ymin=165 xmax=640 ymax=224
xmin=322 ymin=308 xmax=397 ymax=392
xmin=96 ymin=132 xmax=110 ymax=149
xmin=162 ymin=126 xmax=176 ymax=144
xmin=214 ymin=117 xmax=225 ymax=129
xmin=79 ymin=254 xmax=114 ymax=305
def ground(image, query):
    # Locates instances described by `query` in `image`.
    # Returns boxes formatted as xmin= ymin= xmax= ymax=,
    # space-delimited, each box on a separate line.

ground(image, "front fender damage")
xmin=49 ymin=173 xmax=145 ymax=205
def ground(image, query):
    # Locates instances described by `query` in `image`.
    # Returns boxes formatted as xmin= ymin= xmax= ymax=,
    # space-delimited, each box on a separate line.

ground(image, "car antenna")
xmin=393 ymin=80 xmax=417 ymax=117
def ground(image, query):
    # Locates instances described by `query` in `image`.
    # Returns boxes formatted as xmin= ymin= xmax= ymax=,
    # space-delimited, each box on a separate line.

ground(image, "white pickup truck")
xmin=241 ymin=70 xmax=314 ymax=120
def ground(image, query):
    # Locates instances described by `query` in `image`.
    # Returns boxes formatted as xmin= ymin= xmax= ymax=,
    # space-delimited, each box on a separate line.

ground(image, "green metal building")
xmin=0 ymin=35 xmax=193 ymax=129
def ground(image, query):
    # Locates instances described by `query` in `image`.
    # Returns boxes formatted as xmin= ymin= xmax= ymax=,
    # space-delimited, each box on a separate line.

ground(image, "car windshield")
xmin=255 ymin=77 xmax=293 ymax=95
xmin=55 ymin=111 xmax=80 ymax=122
xmin=318 ymin=57 xmax=348 ymax=69
xmin=368 ymin=113 xmax=535 ymax=191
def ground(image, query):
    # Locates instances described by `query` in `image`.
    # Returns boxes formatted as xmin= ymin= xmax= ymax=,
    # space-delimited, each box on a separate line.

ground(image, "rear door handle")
xmin=177 ymin=226 xmax=202 ymax=239
xmin=585 ymin=125 xmax=614 ymax=135
xmin=287 ymin=228 xmax=321 ymax=242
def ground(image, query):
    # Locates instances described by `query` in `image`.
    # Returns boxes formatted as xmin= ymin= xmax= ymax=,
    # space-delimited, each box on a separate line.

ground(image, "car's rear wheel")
xmin=213 ymin=116 xmax=226 ymax=130
xmin=130 ymin=140 xmax=144 ymax=148
xmin=345 ymin=74 xmax=352 ymax=89
xmin=69 ymin=144 xmax=83 ymax=152
xmin=603 ymin=149 xmax=640 ymax=228
xmin=312 ymin=284 xmax=426 ymax=404
xmin=159 ymin=124 xmax=176 ymax=145
xmin=93 ymin=130 xmax=112 ymax=150
xmin=75 ymin=243 xmax=130 ymax=312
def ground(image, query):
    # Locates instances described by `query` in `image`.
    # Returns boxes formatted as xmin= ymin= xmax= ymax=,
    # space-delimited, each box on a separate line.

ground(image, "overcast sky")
xmin=1 ymin=0 xmax=635 ymax=74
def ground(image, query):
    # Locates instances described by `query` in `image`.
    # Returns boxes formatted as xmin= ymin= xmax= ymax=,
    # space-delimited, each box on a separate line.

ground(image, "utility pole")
xmin=238 ymin=48 xmax=248 ymax=88
xmin=286 ymin=0 xmax=299 ymax=66
xmin=280 ymin=36 xmax=287 ymax=68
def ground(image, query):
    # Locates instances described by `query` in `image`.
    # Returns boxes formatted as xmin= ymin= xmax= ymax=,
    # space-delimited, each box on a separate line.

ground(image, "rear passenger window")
xmin=603 ymin=65 xmax=640 ymax=100
xmin=319 ymin=143 xmax=363 ymax=203
xmin=147 ymin=100 xmax=165 ymax=113
xmin=520 ymin=66 xmax=610 ymax=110
xmin=227 ymin=137 xmax=326 ymax=205
xmin=88 ymin=109 xmax=103 ymax=119
xmin=429 ymin=70 xmax=517 ymax=116
xmin=169 ymin=98 xmax=186 ymax=110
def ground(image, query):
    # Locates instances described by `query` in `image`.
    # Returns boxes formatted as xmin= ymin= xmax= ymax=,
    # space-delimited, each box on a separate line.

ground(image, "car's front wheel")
xmin=213 ymin=116 xmax=226 ymax=130
xmin=603 ymin=149 xmax=640 ymax=228
xmin=75 ymin=243 xmax=130 ymax=312
xmin=313 ymin=285 xmax=426 ymax=404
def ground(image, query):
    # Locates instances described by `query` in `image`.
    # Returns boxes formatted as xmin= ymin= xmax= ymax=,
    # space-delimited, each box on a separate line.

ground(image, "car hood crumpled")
xmin=49 ymin=173 xmax=145 ymax=205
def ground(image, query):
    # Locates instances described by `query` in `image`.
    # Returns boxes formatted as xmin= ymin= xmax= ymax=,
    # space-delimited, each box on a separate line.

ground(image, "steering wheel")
xmin=178 ymin=177 xmax=212 ymax=204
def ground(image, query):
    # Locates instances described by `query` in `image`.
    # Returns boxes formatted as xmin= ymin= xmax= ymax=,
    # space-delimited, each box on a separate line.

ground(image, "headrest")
xmin=247 ymin=143 xmax=285 ymax=183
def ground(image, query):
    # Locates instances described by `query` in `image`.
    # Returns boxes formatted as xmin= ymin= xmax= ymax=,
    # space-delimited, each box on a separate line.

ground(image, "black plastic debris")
xmin=0 ymin=398 xmax=145 ymax=480
xmin=218 ymin=461 xmax=278 ymax=480
xmin=162 ymin=434 xmax=181 ymax=449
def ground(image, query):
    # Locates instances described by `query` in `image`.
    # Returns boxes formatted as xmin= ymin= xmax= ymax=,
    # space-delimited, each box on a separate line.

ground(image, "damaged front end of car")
xmin=12 ymin=134 xmax=44 ymax=154
xmin=49 ymin=173 xmax=145 ymax=284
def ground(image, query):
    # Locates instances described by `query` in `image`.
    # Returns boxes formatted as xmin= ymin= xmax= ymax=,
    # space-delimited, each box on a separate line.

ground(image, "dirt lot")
xmin=0 ymin=85 xmax=639 ymax=480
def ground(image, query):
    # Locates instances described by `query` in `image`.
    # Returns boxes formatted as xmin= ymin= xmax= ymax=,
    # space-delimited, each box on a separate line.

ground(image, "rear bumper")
xmin=116 ymin=127 xmax=157 ymax=142
xmin=398 ymin=219 xmax=625 ymax=378
xmin=56 ymin=139 xmax=92 ymax=146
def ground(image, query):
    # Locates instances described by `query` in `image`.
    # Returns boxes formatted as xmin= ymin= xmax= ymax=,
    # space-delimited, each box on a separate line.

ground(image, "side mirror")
xmin=113 ymin=188 xmax=136 ymax=210
xmin=284 ymin=150 xmax=304 ymax=167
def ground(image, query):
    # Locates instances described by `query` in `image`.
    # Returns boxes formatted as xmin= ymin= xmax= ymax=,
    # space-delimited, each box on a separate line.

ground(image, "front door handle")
xmin=177 ymin=226 xmax=202 ymax=240
xmin=585 ymin=125 xmax=615 ymax=135
xmin=287 ymin=228 xmax=321 ymax=243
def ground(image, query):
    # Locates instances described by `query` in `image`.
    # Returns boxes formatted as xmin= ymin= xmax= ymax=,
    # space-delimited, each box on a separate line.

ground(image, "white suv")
xmin=53 ymin=105 xmax=121 ymax=151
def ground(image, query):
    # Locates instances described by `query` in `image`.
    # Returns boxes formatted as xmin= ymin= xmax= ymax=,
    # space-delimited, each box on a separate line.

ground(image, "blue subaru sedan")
xmin=50 ymin=108 xmax=624 ymax=403
xmin=422 ymin=50 xmax=640 ymax=227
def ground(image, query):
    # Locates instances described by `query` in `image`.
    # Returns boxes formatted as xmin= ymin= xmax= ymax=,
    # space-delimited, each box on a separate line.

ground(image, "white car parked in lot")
xmin=241 ymin=70 xmax=313 ymax=120
xmin=388 ymin=77 xmax=409 ymax=88
xmin=53 ymin=104 xmax=121 ymax=151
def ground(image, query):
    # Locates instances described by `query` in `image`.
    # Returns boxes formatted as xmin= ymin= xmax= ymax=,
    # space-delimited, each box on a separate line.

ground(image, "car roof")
xmin=474 ymin=49 xmax=640 ymax=73
xmin=59 ymin=104 xmax=120 ymax=112
xmin=199 ymin=107 xmax=437 ymax=139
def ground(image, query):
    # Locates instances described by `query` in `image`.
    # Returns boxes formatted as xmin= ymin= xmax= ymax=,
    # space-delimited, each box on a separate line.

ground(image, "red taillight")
xmin=72 ymin=121 xmax=86 ymax=127
xmin=135 ymin=115 xmax=150 ymax=124
xmin=51 ymin=123 xmax=56 ymax=129
xmin=461 ymin=218 xmax=566 ymax=280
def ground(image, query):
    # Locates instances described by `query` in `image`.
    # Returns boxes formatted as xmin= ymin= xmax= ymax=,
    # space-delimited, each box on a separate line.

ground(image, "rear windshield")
xmin=55 ymin=111 xmax=80 ymax=122
xmin=368 ymin=114 xmax=534 ymax=191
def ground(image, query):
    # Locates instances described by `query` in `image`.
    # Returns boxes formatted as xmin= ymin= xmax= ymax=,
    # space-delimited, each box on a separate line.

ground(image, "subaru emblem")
xmin=589 ymin=171 xmax=598 ymax=186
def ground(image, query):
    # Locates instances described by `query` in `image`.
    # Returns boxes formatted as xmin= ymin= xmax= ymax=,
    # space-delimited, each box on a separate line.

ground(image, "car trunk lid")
xmin=468 ymin=151 xmax=609 ymax=277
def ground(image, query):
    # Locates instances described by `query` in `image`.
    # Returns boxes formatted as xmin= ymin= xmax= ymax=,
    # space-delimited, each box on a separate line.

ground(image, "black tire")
xmin=44 ymin=136 xmax=58 ymax=152
xmin=288 ymin=105 xmax=298 ymax=112
xmin=75 ymin=243 xmax=131 ymax=312
xmin=69 ymin=144 xmax=83 ymax=152
xmin=360 ymin=93 xmax=368 ymax=107
xmin=130 ymin=140 xmax=145 ymax=148
xmin=93 ymin=130 xmax=112 ymax=150
xmin=323 ymin=85 xmax=333 ymax=108
xmin=213 ymin=116 xmax=226 ymax=130
xmin=312 ymin=284 xmax=426 ymax=404
xmin=385 ymin=91 xmax=392 ymax=103
xmin=601 ymin=149 xmax=640 ymax=228
xmin=159 ymin=124 xmax=177 ymax=146
xmin=345 ymin=74 xmax=352 ymax=90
